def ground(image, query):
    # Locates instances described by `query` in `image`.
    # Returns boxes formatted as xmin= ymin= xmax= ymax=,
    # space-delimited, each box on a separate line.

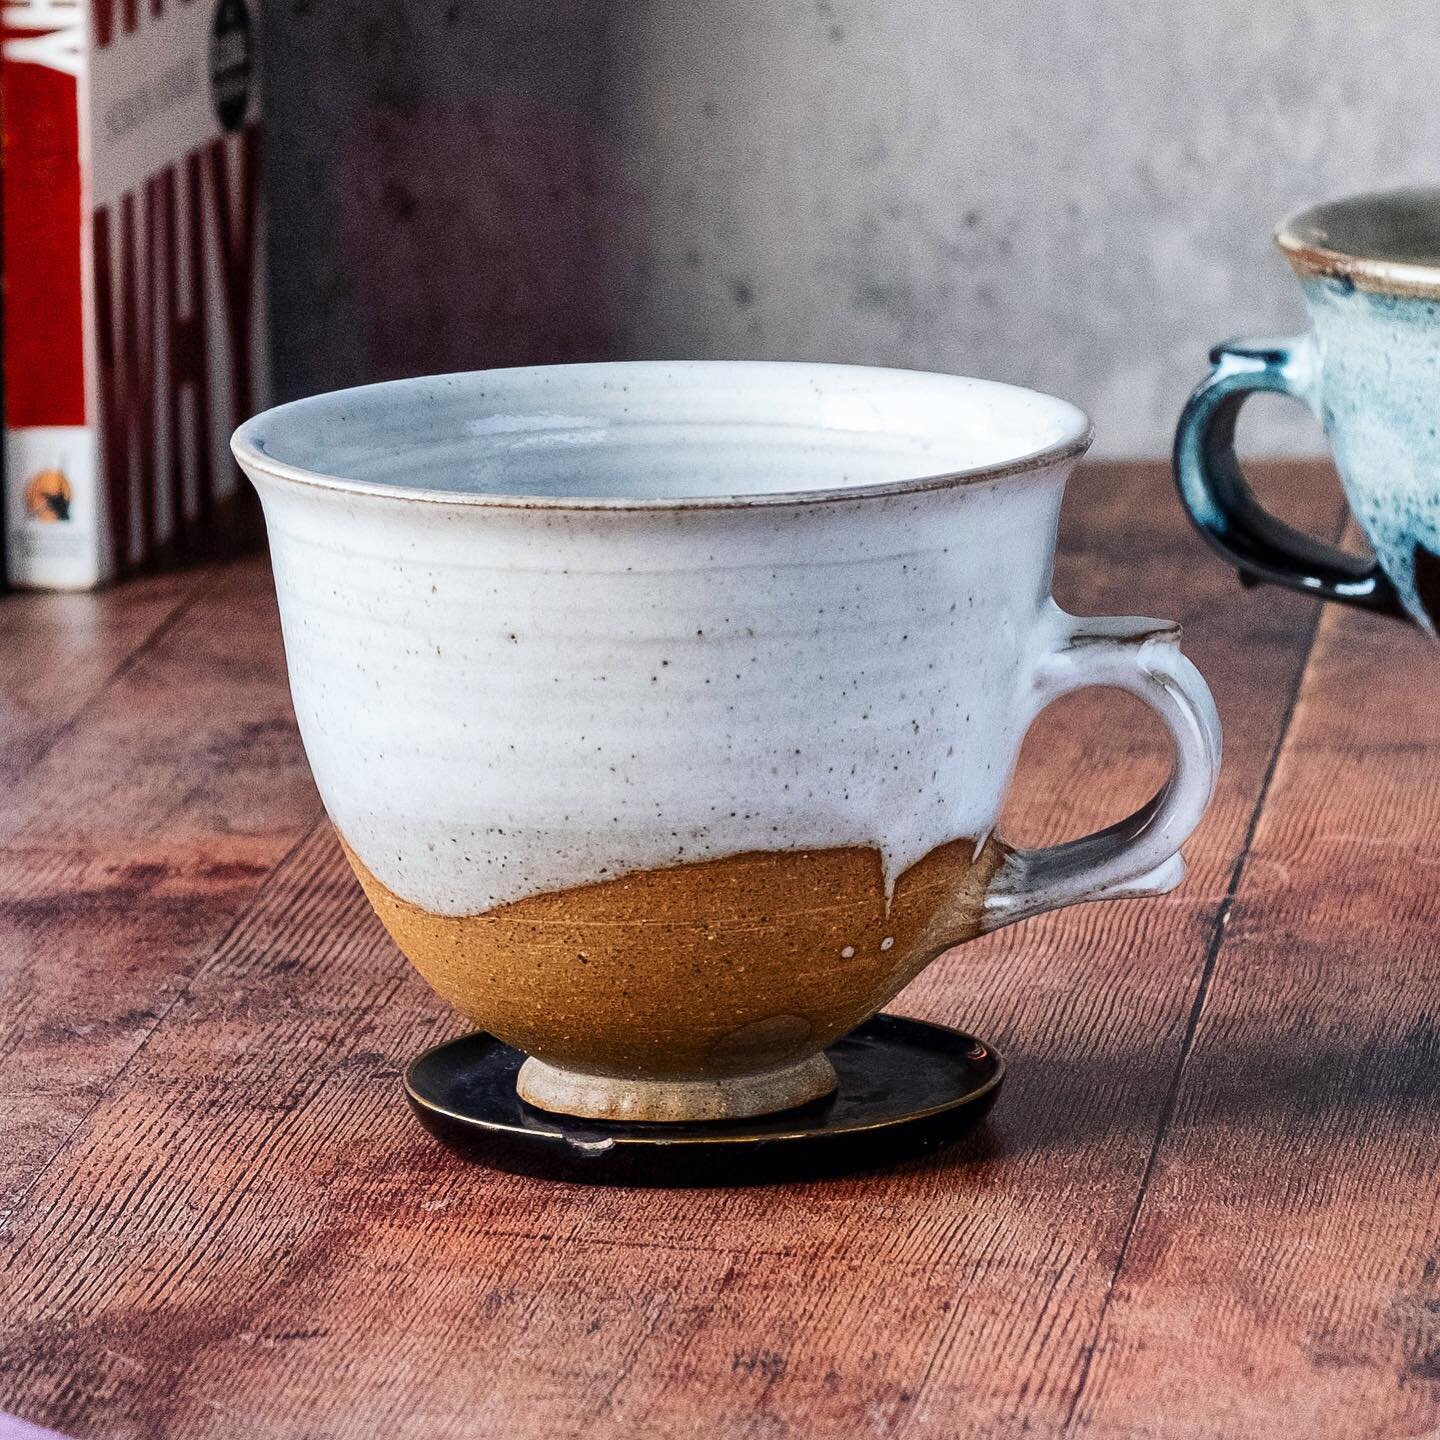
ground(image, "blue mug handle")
xmin=1173 ymin=335 xmax=1407 ymax=619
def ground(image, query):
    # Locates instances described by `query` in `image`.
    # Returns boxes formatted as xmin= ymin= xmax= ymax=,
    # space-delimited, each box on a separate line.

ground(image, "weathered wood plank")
xmin=1068 ymin=589 xmax=1440 ymax=1438
xmin=0 ymin=556 xmax=320 ymax=1221
xmin=0 ymin=466 xmax=1340 ymax=1438
xmin=0 ymin=570 xmax=204 ymax=789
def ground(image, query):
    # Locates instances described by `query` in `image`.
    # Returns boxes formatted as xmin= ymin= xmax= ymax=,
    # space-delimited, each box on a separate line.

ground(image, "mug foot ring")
xmin=516 ymin=1051 xmax=838 ymax=1123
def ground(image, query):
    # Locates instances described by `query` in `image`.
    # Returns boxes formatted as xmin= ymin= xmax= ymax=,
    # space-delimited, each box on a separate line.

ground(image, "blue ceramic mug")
xmin=1175 ymin=187 xmax=1440 ymax=631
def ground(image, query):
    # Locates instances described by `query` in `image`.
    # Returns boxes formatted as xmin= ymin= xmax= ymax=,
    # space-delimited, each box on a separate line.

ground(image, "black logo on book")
xmin=209 ymin=0 xmax=253 ymax=132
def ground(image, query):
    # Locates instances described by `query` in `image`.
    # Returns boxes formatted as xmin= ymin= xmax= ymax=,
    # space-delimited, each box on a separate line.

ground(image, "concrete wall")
xmin=264 ymin=1 xmax=1440 ymax=456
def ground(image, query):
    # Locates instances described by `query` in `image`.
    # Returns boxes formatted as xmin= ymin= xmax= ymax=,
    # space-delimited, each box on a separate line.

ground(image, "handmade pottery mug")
xmin=234 ymin=362 xmax=1221 ymax=1123
xmin=1176 ymin=185 xmax=1440 ymax=631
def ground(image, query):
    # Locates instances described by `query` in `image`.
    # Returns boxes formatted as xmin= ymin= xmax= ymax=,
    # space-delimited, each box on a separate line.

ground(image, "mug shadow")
xmin=973 ymin=1008 xmax=1440 ymax=1166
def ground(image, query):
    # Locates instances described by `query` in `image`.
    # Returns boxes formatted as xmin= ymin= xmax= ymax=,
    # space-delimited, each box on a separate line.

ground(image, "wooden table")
xmin=1 ymin=461 xmax=1437 ymax=1440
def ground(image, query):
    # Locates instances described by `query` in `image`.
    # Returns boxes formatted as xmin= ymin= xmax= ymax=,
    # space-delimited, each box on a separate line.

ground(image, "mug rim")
xmin=1276 ymin=185 xmax=1440 ymax=300
xmin=231 ymin=360 xmax=1094 ymax=512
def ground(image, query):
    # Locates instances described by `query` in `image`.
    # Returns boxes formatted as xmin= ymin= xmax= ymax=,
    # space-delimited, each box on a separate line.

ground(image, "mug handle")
xmin=982 ymin=611 xmax=1222 ymax=931
xmin=1173 ymin=334 xmax=1407 ymax=618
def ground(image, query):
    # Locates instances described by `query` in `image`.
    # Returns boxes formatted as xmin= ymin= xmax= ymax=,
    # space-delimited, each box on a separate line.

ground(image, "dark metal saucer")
xmin=404 ymin=1013 xmax=1003 ymax=1186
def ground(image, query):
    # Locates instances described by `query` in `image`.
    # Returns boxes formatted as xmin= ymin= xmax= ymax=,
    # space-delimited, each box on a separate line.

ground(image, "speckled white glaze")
xmin=234 ymin=362 xmax=1218 ymax=924
xmin=1299 ymin=283 xmax=1440 ymax=628
xmin=235 ymin=363 xmax=1220 ymax=1121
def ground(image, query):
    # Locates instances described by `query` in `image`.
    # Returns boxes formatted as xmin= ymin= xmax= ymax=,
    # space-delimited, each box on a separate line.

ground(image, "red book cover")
xmin=2 ymin=0 xmax=267 ymax=589
xmin=2 ymin=1 xmax=91 ymax=585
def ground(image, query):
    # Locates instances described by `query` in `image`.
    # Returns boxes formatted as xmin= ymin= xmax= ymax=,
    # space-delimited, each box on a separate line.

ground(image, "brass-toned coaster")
xmin=403 ymin=1014 xmax=1003 ymax=1186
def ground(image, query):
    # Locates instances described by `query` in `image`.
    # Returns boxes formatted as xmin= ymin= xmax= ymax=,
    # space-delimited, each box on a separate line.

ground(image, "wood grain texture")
xmin=0 ymin=557 xmax=320 ymax=1228
xmin=0 ymin=570 xmax=202 ymax=789
xmin=0 ymin=465 xmax=1376 ymax=1439
xmin=1068 ymin=557 xmax=1440 ymax=1438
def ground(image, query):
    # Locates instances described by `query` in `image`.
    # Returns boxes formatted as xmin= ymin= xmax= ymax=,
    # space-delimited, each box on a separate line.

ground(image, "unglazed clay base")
xmin=515 ymin=1052 xmax=838 ymax=1123
xmin=340 ymin=831 xmax=1007 ymax=1122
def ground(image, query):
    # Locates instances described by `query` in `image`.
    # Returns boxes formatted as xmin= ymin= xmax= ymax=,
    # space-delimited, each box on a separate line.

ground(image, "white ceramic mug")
xmin=233 ymin=362 xmax=1221 ymax=1123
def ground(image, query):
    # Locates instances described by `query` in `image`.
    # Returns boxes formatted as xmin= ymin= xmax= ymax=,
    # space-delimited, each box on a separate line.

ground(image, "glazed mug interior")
xmin=1176 ymin=185 xmax=1440 ymax=630
xmin=234 ymin=362 xmax=1220 ymax=1123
